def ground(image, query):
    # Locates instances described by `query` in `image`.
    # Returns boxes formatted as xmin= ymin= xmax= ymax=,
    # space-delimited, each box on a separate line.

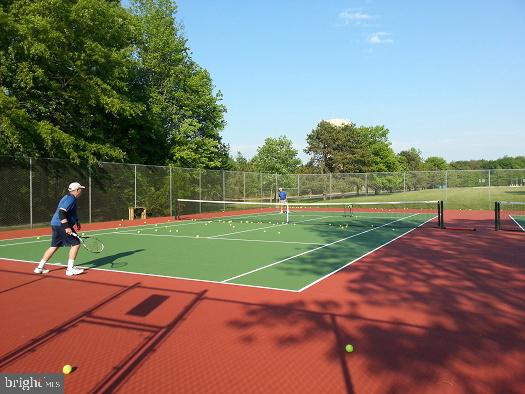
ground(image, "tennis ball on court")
xmin=119 ymin=223 xmax=122 ymax=226
xmin=345 ymin=344 xmax=354 ymax=353
xmin=169 ymin=230 xmax=172 ymax=232
xmin=263 ymin=230 xmax=266 ymax=233
xmin=137 ymin=230 xmax=141 ymax=233
xmin=62 ymin=364 xmax=73 ymax=374
xmin=278 ymin=232 xmax=280 ymax=234
xmin=196 ymin=235 xmax=200 ymax=238
xmin=155 ymin=229 xmax=158 ymax=232
xmin=144 ymin=221 xmax=147 ymax=224
xmin=175 ymin=229 xmax=178 ymax=232
xmin=37 ymin=236 xmax=40 ymax=240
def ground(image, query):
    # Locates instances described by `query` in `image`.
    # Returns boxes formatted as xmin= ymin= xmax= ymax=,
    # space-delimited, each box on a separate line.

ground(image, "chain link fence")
xmin=1 ymin=156 xmax=524 ymax=229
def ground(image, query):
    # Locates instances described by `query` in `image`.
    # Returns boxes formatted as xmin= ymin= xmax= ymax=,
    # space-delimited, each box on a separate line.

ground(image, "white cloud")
xmin=367 ymin=32 xmax=393 ymax=44
xmin=338 ymin=9 xmax=373 ymax=25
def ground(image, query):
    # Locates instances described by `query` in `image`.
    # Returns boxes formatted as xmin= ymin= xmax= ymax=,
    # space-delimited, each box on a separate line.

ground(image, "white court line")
xmin=0 ymin=257 xmax=300 ymax=293
xmin=509 ymin=215 xmax=525 ymax=231
xmin=0 ymin=239 xmax=51 ymax=247
xmin=209 ymin=215 xmax=333 ymax=238
xmin=222 ymin=213 xmax=422 ymax=283
xmin=298 ymin=216 xmax=437 ymax=292
xmin=111 ymin=231 xmax=325 ymax=246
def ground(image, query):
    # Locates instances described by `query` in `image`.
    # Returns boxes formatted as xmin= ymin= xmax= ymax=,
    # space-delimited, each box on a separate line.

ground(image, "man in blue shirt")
xmin=278 ymin=187 xmax=288 ymax=214
xmin=34 ymin=182 xmax=86 ymax=276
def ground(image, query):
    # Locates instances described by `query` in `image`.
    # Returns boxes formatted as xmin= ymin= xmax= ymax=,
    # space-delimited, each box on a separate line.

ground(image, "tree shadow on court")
xmin=78 ymin=249 xmax=145 ymax=269
xmin=221 ymin=218 xmax=525 ymax=393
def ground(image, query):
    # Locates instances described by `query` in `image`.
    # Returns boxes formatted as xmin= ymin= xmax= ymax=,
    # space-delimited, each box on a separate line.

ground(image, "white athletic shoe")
xmin=34 ymin=267 xmax=49 ymax=274
xmin=66 ymin=267 xmax=84 ymax=276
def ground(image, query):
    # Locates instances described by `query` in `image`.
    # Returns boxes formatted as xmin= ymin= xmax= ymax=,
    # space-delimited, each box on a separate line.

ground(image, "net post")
xmin=286 ymin=202 xmax=289 ymax=224
xmin=495 ymin=201 xmax=500 ymax=231
xmin=438 ymin=200 xmax=444 ymax=229
xmin=175 ymin=199 xmax=180 ymax=220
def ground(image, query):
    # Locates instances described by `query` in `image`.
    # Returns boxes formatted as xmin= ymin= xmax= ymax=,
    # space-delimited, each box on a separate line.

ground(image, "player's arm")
xmin=58 ymin=208 xmax=73 ymax=234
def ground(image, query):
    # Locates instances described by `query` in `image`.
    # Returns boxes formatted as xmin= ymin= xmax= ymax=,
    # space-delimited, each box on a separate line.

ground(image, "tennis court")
xmin=0 ymin=200 xmax=442 ymax=292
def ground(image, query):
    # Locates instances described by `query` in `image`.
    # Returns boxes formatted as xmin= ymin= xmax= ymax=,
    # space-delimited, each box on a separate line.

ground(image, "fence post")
xmin=488 ymin=169 xmax=491 ymax=210
xmin=365 ymin=173 xmax=368 ymax=195
xmin=89 ymin=165 xmax=92 ymax=223
xmin=29 ymin=158 xmax=33 ymax=228
xmin=275 ymin=173 xmax=278 ymax=202
xmin=329 ymin=173 xmax=332 ymax=199
xmin=169 ymin=166 xmax=172 ymax=217
xmin=445 ymin=170 xmax=448 ymax=203
xmin=222 ymin=171 xmax=226 ymax=210
xmin=297 ymin=174 xmax=300 ymax=200
xmin=243 ymin=172 xmax=246 ymax=202
xmin=199 ymin=169 xmax=202 ymax=213
xmin=403 ymin=172 xmax=406 ymax=192
xmin=260 ymin=173 xmax=263 ymax=202
xmin=134 ymin=165 xmax=137 ymax=208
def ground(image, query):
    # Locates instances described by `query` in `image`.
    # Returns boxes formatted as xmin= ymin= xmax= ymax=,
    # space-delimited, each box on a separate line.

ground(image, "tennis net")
xmin=176 ymin=199 xmax=444 ymax=229
xmin=495 ymin=201 xmax=525 ymax=231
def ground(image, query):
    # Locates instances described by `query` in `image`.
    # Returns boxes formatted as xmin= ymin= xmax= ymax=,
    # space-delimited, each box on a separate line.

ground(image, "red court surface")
xmin=1 ymin=210 xmax=524 ymax=393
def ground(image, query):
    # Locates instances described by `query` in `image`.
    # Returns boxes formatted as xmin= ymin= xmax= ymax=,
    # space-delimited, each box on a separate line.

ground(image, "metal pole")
xmin=488 ymin=169 xmax=491 ymax=210
xmin=365 ymin=173 xmax=368 ymax=196
xmin=169 ymin=166 xmax=172 ymax=217
xmin=134 ymin=165 xmax=137 ymax=208
xmin=297 ymin=174 xmax=300 ymax=200
xmin=89 ymin=165 xmax=92 ymax=223
xmin=222 ymin=171 xmax=226 ymax=210
xmin=199 ymin=170 xmax=202 ymax=213
xmin=29 ymin=158 xmax=33 ymax=228
xmin=329 ymin=173 xmax=332 ymax=199
xmin=275 ymin=173 xmax=278 ymax=203
xmin=243 ymin=172 xmax=246 ymax=201
xmin=403 ymin=172 xmax=406 ymax=192
xmin=445 ymin=170 xmax=448 ymax=203
xmin=260 ymin=173 xmax=263 ymax=203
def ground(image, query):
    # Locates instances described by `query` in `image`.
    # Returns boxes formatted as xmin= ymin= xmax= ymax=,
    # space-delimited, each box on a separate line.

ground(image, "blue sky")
xmin=159 ymin=1 xmax=524 ymax=162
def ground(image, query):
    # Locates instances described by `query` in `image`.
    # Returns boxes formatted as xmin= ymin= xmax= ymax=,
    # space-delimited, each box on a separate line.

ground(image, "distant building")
xmin=324 ymin=118 xmax=352 ymax=127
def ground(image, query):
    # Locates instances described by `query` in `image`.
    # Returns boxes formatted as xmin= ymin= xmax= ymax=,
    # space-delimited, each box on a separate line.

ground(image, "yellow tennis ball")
xmin=196 ymin=235 xmax=200 ymax=238
xmin=118 ymin=223 xmax=122 ymax=226
xmin=175 ymin=230 xmax=178 ymax=232
xmin=345 ymin=344 xmax=354 ymax=353
xmin=37 ymin=237 xmax=40 ymax=240
xmin=62 ymin=364 xmax=73 ymax=374
xmin=169 ymin=230 xmax=172 ymax=232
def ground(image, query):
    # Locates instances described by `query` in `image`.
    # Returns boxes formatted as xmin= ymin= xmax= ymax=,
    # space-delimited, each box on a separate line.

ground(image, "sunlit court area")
xmin=1 ymin=1 xmax=524 ymax=393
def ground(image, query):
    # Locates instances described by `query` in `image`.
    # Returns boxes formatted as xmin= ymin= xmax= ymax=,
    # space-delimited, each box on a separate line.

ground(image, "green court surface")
xmin=0 ymin=211 xmax=438 ymax=291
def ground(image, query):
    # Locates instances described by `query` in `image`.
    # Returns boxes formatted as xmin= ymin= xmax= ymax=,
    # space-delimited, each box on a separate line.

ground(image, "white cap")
xmin=68 ymin=182 xmax=86 ymax=191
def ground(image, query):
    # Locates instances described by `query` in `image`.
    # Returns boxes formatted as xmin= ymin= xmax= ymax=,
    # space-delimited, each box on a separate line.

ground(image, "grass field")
xmin=301 ymin=186 xmax=525 ymax=210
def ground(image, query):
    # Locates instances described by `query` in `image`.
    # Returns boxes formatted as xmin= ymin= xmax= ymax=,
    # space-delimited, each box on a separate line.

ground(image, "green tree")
xmin=424 ymin=156 xmax=448 ymax=170
xmin=0 ymin=0 xmax=142 ymax=163
xmin=251 ymin=136 xmax=301 ymax=174
xmin=131 ymin=0 xmax=229 ymax=169
xmin=305 ymin=121 xmax=401 ymax=173
xmin=397 ymin=148 xmax=423 ymax=171
xmin=230 ymin=151 xmax=254 ymax=172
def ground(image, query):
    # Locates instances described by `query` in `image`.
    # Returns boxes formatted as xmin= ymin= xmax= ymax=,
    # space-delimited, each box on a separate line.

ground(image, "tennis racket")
xmin=71 ymin=233 xmax=104 ymax=253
